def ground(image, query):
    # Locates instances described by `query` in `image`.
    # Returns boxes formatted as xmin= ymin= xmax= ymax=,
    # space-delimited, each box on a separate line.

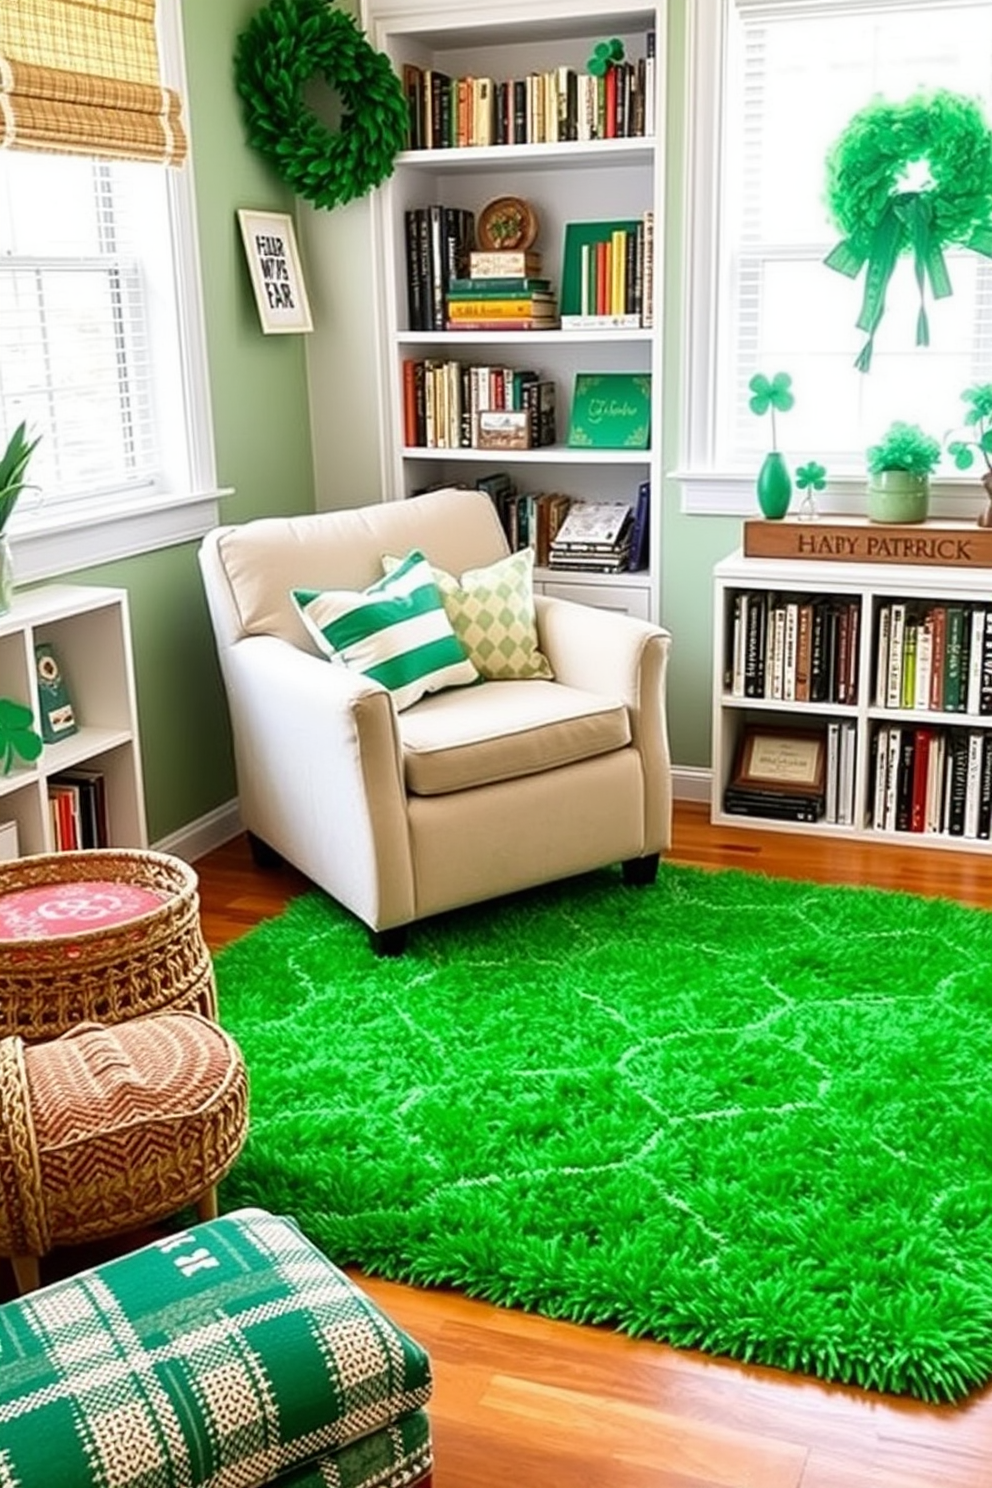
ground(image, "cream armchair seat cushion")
xmin=198 ymin=486 xmax=672 ymax=950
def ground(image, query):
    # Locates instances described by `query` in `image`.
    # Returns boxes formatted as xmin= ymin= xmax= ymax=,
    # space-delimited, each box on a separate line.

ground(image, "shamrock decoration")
xmin=748 ymin=371 xmax=795 ymax=450
xmin=0 ymin=698 xmax=42 ymax=775
xmin=795 ymin=460 xmax=827 ymax=520
xmin=587 ymin=38 xmax=624 ymax=77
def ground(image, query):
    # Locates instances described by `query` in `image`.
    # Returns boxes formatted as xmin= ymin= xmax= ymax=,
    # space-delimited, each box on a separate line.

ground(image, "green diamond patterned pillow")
xmin=384 ymin=548 xmax=553 ymax=681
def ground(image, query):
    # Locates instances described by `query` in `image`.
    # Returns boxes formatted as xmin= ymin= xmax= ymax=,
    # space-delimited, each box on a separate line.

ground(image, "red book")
xmin=605 ymin=65 xmax=617 ymax=139
xmin=928 ymin=606 xmax=946 ymax=711
xmin=402 ymin=359 xmax=418 ymax=447
xmin=910 ymin=728 xmax=932 ymax=832
xmin=595 ymin=240 xmax=608 ymax=313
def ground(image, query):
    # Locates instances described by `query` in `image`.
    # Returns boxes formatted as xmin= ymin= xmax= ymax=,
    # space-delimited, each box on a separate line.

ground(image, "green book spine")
xmin=945 ymin=606 xmax=966 ymax=712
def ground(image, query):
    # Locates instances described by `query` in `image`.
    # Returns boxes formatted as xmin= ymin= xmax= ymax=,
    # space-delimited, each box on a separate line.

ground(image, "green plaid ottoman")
xmin=0 ymin=1208 xmax=433 ymax=1488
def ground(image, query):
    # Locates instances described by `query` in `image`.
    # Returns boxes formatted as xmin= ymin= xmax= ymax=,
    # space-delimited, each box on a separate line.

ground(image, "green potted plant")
xmin=946 ymin=383 xmax=992 ymax=526
xmin=0 ymin=422 xmax=41 ymax=613
xmin=865 ymin=421 xmax=941 ymax=524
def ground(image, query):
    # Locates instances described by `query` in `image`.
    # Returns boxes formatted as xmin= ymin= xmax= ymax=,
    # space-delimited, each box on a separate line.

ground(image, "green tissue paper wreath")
xmin=824 ymin=89 xmax=992 ymax=372
xmin=234 ymin=0 xmax=409 ymax=212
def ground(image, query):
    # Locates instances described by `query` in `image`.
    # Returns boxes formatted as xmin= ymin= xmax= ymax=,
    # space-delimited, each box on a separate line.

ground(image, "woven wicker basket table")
xmin=0 ymin=1011 xmax=248 ymax=1294
xmin=0 ymin=848 xmax=217 ymax=1041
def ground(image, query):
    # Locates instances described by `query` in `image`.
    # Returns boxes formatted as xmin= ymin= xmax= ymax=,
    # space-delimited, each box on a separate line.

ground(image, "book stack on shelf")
xmin=48 ymin=767 xmax=109 ymax=852
xmin=404 ymin=204 xmax=475 ymax=332
xmin=402 ymin=359 xmax=555 ymax=449
xmin=447 ymin=248 xmax=559 ymax=331
xmin=401 ymin=32 xmax=655 ymax=150
xmin=870 ymin=725 xmax=992 ymax=839
xmin=723 ymin=727 xmax=827 ymax=824
xmin=548 ymin=500 xmax=634 ymax=574
xmin=559 ymin=215 xmax=654 ymax=329
xmin=726 ymin=591 xmax=861 ymax=705
xmin=875 ymin=599 xmax=992 ymax=714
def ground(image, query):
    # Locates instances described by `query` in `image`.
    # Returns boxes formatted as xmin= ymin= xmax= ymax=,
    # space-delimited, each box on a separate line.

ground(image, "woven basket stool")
xmin=0 ymin=1011 xmax=248 ymax=1294
xmin=0 ymin=848 xmax=217 ymax=1043
xmin=0 ymin=1208 xmax=433 ymax=1488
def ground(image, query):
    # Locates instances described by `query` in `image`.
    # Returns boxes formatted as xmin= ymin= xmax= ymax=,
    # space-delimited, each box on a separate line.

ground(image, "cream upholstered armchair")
xmin=198 ymin=487 xmax=672 ymax=953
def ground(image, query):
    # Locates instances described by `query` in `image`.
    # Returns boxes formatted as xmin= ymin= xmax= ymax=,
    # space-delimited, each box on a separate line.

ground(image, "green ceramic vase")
xmin=866 ymin=469 xmax=929 ymax=524
xmin=756 ymin=451 xmax=792 ymax=520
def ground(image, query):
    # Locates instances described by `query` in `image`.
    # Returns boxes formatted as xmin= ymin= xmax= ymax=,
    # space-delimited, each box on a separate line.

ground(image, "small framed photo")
xmin=731 ymin=727 xmax=826 ymax=796
xmin=237 ymin=209 xmax=313 ymax=334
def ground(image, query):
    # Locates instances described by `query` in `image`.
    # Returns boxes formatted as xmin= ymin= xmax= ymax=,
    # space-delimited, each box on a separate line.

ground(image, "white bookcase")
xmin=362 ymin=0 xmax=665 ymax=622
xmin=0 ymin=584 xmax=147 ymax=857
xmin=712 ymin=550 xmax=992 ymax=851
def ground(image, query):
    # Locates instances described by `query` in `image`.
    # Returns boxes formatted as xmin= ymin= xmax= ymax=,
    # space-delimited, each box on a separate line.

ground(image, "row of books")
xmin=401 ymin=39 xmax=656 ymax=151
xmin=874 ymin=601 xmax=992 ymax=715
xmin=402 ymin=360 xmax=555 ymax=450
xmin=404 ymin=205 xmax=475 ymax=332
xmin=870 ymin=726 xmax=992 ymax=839
xmin=560 ymin=218 xmax=653 ymax=328
xmin=48 ymin=767 xmax=109 ymax=851
xmin=727 ymin=592 xmax=860 ymax=706
xmin=471 ymin=476 xmax=649 ymax=572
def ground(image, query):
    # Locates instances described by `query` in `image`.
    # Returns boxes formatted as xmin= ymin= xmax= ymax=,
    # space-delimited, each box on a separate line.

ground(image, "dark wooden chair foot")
xmin=247 ymin=831 xmax=282 ymax=869
xmin=369 ymin=925 xmax=408 ymax=957
xmin=622 ymin=852 xmax=660 ymax=887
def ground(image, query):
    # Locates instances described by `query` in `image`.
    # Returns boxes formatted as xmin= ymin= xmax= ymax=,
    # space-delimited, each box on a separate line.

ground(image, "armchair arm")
xmin=221 ymin=636 xmax=415 ymax=930
xmin=535 ymin=595 xmax=673 ymax=851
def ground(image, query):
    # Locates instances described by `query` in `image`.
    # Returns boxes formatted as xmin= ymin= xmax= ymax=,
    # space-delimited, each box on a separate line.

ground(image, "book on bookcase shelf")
xmin=869 ymin=725 xmax=992 ymax=839
xmin=726 ymin=592 xmax=861 ymax=706
xmin=400 ymin=35 xmax=656 ymax=151
xmin=402 ymin=360 xmax=555 ymax=449
xmin=873 ymin=599 xmax=992 ymax=715
xmin=559 ymin=215 xmax=653 ymax=328
xmin=49 ymin=767 xmax=109 ymax=850
xmin=567 ymin=372 xmax=651 ymax=449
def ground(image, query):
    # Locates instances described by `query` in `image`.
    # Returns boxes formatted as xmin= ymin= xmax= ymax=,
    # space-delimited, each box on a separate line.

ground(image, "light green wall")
xmin=54 ymin=0 xmax=316 ymax=842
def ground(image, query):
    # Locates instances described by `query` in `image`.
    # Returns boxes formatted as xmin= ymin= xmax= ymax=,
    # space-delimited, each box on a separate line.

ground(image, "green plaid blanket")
xmin=0 ymin=1208 xmax=432 ymax=1488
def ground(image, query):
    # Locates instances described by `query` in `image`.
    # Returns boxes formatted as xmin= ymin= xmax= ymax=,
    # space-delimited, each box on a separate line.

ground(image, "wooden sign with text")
xmin=743 ymin=518 xmax=992 ymax=568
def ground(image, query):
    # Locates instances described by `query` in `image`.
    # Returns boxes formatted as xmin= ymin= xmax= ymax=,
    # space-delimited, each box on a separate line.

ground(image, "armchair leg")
xmin=11 ymin=1253 xmax=40 ymax=1295
xmin=622 ymin=853 xmax=660 ymax=887
xmin=247 ymin=831 xmax=282 ymax=869
xmin=369 ymin=926 xmax=408 ymax=957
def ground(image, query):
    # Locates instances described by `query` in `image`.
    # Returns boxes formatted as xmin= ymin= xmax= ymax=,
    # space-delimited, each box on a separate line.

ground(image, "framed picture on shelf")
xmin=237 ymin=209 xmax=313 ymax=334
xmin=568 ymin=372 xmax=651 ymax=449
xmin=730 ymin=727 xmax=827 ymax=797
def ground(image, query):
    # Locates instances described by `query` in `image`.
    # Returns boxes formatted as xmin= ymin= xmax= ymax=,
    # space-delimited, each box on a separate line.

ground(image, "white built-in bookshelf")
xmin=712 ymin=551 xmax=992 ymax=851
xmin=362 ymin=0 xmax=665 ymax=621
xmin=0 ymin=584 xmax=147 ymax=858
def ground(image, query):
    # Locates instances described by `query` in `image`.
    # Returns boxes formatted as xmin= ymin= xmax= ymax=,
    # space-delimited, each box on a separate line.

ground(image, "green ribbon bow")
xmin=825 ymin=191 xmax=963 ymax=372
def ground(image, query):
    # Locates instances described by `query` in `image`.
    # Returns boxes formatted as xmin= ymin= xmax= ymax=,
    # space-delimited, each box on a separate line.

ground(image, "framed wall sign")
xmin=237 ymin=209 xmax=313 ymax=334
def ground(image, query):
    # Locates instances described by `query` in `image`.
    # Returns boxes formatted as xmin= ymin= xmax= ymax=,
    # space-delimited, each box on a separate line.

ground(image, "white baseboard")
xmin=673 ymin=766 xmax=712 ymax=803
xmin=152 ymin=799 xmax=242 ymax=863
xmin=156 ymin=770 xmax=714 ymax=866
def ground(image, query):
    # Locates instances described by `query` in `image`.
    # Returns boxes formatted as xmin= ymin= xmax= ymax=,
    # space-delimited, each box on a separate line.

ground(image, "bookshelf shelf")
xmin=0 ymin=584 xmax=147 ymax=857
xmin=364 ymin=0 xmax=665 ymax=622
xmin=712 ymin=549 xmax=992 ymax=851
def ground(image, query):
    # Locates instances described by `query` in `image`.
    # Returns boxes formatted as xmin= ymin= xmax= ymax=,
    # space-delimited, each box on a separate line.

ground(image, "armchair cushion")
xmin=385 ymin=546 xmax=553 ymax=681
xmin=293 ymin=549 xmax=478 ymax=711
xmin=398 ymin=679 xmax=630 ymax=795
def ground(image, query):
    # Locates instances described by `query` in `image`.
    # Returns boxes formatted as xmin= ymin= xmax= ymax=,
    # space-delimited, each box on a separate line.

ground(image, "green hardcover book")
xmin=567 ymin=372 xmax=651 ymax=449
xmin=945 ymin=605 xmax=966 ymax=712
xmin=447 ymin=277 xmax=551 ymax=296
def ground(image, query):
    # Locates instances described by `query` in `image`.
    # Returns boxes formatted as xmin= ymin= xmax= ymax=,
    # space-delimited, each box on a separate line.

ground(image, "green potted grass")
xmin=0 ymin=421 xmax=41 ymax=612
xmin=865 ymin=421 xmax=941 ymax=524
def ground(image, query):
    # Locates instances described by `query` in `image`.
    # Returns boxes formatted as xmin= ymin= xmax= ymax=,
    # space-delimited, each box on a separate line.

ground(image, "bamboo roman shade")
xmin=0 ymin=0 xmax=187 ymax=165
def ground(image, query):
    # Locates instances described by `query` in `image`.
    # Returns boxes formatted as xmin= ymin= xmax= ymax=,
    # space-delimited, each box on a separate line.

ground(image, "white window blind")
xmin=0 ymin=0 xmax=218 ymax=579
xmin=680 ymin=0 xmax=992 ymax=510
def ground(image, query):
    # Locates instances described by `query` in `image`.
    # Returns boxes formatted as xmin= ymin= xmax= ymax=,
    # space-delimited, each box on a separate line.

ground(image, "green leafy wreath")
xmin=234 ymin=0 xmax=409 ymax=212
xmin=824 ymin=90 xmax=992 ymax=372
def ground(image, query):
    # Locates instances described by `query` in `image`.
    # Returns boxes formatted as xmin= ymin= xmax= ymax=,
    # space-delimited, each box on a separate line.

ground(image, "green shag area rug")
xmin=214 ymin=864 xmax=992 ymax=1403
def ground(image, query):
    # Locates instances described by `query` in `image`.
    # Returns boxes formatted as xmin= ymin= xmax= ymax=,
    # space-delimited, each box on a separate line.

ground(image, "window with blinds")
xmin=686 ymin=0 xmax=992 ymax=491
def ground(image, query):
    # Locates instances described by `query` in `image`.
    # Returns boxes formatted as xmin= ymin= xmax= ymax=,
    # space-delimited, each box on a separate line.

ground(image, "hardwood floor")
xmin=191 ymin=803 xmax=992 ymax=1488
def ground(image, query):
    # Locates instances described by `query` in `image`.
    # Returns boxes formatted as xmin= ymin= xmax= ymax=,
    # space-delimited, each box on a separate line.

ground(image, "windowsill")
xmin=8 ymin=487 xmax=231 ymax=584
xmin=672 ymin=470 xmax=989 ymax=522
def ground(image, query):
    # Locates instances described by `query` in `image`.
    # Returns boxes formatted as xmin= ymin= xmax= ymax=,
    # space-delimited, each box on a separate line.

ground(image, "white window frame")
xmin=7 ymin=0 xmax=224 ymax=585
xmin=673 ymin=0 xmax=989 ymax=519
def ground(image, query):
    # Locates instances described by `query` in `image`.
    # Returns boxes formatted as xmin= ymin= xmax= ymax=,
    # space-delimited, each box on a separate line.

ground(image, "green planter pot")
xmin=756 ymin=450 xmax=792 ymax=520
xmin=866 ymin=469 xmax=930 ymax=524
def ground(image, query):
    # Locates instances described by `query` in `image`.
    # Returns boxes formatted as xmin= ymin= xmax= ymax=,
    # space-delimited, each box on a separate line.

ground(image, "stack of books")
xmin=446 ymin=249 xmax=559 ymax=331
xmin=548 ymin=500 xmax=633 ymax=573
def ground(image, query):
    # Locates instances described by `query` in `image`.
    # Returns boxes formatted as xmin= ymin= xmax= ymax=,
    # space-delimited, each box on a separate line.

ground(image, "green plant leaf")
xmin=949 ymin=440 xmax=976 ymax=469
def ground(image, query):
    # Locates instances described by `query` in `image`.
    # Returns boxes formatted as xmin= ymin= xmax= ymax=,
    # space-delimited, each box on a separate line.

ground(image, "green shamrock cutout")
xmin=0 ymin=698 xmax=43 ymax=775
xmin=795 ymin=461 xmax=827 ymax=491
xmin=587 ymin=38 xmax=625 ymax=77
xmin=748 ymin=370 xmax=795 ymax=451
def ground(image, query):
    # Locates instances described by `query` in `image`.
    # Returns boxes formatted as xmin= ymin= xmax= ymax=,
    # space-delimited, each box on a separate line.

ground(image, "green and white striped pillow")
xmin=293 ymin=550 xmax=478 ymax=711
